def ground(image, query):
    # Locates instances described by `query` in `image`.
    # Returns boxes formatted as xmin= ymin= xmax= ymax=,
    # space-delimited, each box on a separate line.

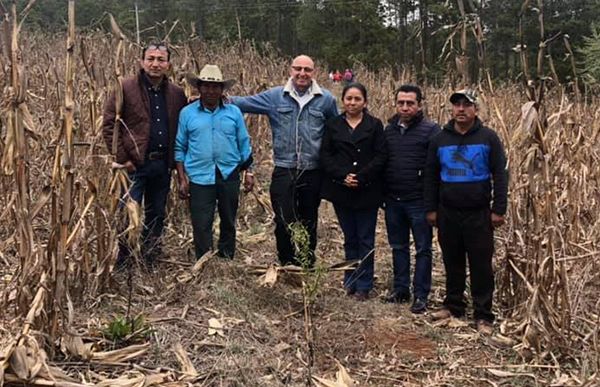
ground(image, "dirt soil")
xmin=27 ymin=199 xmax=562 ymax=387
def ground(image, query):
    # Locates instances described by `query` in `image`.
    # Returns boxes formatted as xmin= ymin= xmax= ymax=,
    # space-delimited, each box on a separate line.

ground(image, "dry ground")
xmin=33 ymin=195 xmax=563 ymax=387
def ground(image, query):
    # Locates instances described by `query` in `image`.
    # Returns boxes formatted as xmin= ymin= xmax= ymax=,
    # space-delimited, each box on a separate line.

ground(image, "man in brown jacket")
xmin=103 ymin=42 xmax=187 ymax=267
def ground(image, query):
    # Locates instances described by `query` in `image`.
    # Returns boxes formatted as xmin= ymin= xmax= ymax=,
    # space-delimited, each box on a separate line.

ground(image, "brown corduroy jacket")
xmin=102 ymin=70 xmax=187 ymax=168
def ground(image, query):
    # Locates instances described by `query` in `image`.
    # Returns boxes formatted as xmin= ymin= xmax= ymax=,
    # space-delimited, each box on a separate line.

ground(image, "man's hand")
xmin=123 ymin=160 xmax=137 ymax=173
xmin=491 ymin=212 xmax=505 ymax=228
xmin=178 ymin=175 xmax=190 ymax=200
xmin=343 ymin=173 xmax=359 ymax=188
xmin=243 ymin=172 xmax=255 ymax=193
xmin=426 ymin=211 xmax=437 ymax=227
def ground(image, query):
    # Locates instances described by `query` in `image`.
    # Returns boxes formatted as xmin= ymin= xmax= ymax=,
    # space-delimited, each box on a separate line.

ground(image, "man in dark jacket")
xmin=424 ymin=89 xmax=508 ymax=335
xmin=383 ymin=84 xmax=441 ymax=314
xmin=103 ymin=42 xmax=187 ymax=267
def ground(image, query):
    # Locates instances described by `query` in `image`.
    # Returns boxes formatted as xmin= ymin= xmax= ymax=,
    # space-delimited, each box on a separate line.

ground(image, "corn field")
xmin=0 ymin=3 xmax=599 ymax=386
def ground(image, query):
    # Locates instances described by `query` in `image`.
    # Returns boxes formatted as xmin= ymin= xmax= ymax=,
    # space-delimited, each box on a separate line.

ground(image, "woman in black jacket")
xmin=320 ymin=82 xmax=386 ymax=300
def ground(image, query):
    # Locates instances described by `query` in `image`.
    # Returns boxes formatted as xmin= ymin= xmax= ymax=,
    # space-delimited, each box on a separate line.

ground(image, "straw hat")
xmin=186 ymin=64 xmax=235 ymax=90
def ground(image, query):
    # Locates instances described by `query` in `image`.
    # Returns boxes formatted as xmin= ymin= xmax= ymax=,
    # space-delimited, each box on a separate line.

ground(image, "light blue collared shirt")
xmin=175 ymin=100 xmax=252 ymax=185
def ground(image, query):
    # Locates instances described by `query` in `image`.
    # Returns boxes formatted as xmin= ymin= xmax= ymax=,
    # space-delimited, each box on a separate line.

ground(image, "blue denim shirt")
xmin=175 ymin=101 xmax=252 ymax=185
xmin=231 ymin=79 xmax=338 ymax=170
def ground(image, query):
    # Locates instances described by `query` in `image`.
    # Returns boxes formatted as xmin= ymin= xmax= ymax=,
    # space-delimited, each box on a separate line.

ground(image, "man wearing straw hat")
xmin=175 ymin=64 xmax=254 ymax=260
xmin=424 ymin=89 xmax=508 ymax=334
xmin=230 ymin=55 xmax=338 ymax=267
xmin=103 ymin=42 xmax=187 ymax=268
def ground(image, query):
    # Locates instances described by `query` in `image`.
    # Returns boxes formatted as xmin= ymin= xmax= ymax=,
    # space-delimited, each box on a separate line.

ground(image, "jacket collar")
xmin=388 ymin=110 xmax=424 ymax=129
xmin=138 ymin=69 xmax=168 ymax=91
xmin=283 ymin=78 xmax=323 ymax=97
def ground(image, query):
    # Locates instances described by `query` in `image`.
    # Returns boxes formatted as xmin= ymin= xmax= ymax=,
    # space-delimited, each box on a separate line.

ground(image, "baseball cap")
xmin=450 ymin=89 xmax=478 ymax=105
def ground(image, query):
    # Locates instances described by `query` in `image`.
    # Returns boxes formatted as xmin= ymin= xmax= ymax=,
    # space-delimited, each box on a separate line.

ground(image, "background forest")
xmin=17 ymin=0 xmax=600 ymax=83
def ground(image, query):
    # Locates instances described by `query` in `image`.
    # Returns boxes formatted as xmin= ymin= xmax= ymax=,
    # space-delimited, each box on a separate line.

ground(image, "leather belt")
xmin=147 ymin=151 xmax=166 ymax=160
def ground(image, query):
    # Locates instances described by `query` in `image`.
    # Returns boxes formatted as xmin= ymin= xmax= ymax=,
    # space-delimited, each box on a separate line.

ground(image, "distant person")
xmin=230 ymin=55 xmax=338 ymax=267
xmin=320 ymin=82 xmax=386 ymax=300
xmin=102 ymin=42 xmax=187 ymax=268
xmin=328 ymin=71 xmax=334 ymax=82
xmin=425 ymin=89 xmax=508 ymax=335
xmin=175 ymin=65 xmax=254 ymax=260
xmin=343 ymin=68 xmax=353 ymax=84
xmin=383 ymin=84 xmax=440 ymax=314
xmin=333 ymin=70 xmax=342 ymax=83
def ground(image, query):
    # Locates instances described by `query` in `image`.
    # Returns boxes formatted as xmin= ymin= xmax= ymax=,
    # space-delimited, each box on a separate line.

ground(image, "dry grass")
xmin=0 ymin=12 xmax=599 ymax=386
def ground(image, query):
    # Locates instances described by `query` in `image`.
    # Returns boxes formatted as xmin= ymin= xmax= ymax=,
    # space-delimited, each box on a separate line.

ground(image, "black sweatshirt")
xmin=424 ymin=118 xmax=508 ymax=215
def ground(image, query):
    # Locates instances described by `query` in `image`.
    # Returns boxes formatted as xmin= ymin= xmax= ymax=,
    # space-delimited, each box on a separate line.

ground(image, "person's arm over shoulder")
xmin=489 ymin=130 xmax=509 ymax=215
xmin=230 ymin=88 xmax=277 ymax=115
xmin=356 ymin=118 xmax=387 ymax=185
xmin=102 ymin=89 xmax=128 ymax=164
xmin=424 ymin=133 xmax=441 ymax=212
xmin=323 ymin=91 xmax=339 ymax=120
xmin=232 ymin=105 xmax=253 ymax=170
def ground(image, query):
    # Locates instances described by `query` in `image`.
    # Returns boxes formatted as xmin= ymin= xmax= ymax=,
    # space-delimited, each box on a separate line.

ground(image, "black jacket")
xmin=320 ymin=112 xmax=386 ymax=209
xmin=424 ymin=118 xmax=508 ymax=215
xmin=383 ymin=111 xmax=440 ymax=201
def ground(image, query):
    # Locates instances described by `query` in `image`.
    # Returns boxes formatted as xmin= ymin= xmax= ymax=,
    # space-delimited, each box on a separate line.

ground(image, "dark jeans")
xmin=189 ymin=169 xmax=240 ymax=259
xmin=120 ymin=159 xmax=171 ymax=263
xmin=384 ymin=199 xmax=433 ymax=300
xmin=269 ymin=167 xmax=321 ymax=266
xmin=334 ymin=204 xmax=378 ymax=292
xmin=438 ymin=206 xmax=495 ymax=322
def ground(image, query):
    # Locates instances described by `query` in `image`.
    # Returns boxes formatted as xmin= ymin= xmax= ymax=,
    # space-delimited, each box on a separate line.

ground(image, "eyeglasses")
xmin=145 ymin=43 xmax=168 ymax=52
xmin=291 ymin=66 xmax=314 ymax=73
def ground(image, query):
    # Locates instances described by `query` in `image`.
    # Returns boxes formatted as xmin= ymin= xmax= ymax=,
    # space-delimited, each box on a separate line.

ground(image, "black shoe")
xmin=383 ymin=290 xmax=410 ymax=304
xmin=410 ymin=298 xmax=428 ymax=314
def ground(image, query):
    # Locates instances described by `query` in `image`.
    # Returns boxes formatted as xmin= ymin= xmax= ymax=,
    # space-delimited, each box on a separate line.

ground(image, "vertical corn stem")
xmin=8 ymin=1 xmax=35 ymax=314
xmin=51 ymin=0 xmax=75 ymax=342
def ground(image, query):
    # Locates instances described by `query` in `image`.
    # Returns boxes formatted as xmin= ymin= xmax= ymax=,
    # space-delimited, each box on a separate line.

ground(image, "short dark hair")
xmin=342 ymin=82 xmax=368 ymax=102
xmin=394 ymin=84 xmax=422 ymax=103
xmin=142 ymin=42 xmax=171 ymax=61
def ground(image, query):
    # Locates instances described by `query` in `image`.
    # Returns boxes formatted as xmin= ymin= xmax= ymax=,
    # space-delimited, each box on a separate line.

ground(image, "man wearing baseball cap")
xmin=175 ymin=64 xmax=254 ymax=260
xmin=424 ymin=89 xmax=508 ymax=334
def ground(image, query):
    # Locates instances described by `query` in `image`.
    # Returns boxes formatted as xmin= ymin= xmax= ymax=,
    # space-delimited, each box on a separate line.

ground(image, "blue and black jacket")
xmin=424 ymin=118 xmax=508 ymax=215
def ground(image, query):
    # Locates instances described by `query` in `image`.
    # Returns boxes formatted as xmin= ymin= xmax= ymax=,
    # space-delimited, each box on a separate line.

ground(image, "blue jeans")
xmin=124 ymin=159 xmax=171 ymax=261
xmin=333 ymin=204 xmax=378 ymax=292
xmin=384 ymin=199 xmax=433 ymax=300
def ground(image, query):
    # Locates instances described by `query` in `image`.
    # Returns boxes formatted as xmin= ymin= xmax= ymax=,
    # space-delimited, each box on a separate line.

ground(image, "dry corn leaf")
xmin=258 ymin=265 xmax=278 ymax=287
xmin=447 ymin=318 xmax=469 ymax=328
xmin=61 ymin=335 xmax=93 ymax=360
xmin=0 ymin=339 xmax=16 ymax=385
xmin=487 ymin=368 xmax=536 ymax=379
xmin=312 ymin=360 xmax=357 ymax=387
xmin=91 ymin=342 xmax=150 ymax=363
xmin=208 ymin=318 xmax=224 ymax=337
xmin=9 ymin=343 xmax=42 ymax=381
xmin=173 ymin=342 xmax=197 ymax=376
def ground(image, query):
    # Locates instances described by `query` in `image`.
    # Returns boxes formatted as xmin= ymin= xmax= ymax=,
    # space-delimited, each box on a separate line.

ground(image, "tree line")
xmin=14 ymin=0 xmax=600 ymax=84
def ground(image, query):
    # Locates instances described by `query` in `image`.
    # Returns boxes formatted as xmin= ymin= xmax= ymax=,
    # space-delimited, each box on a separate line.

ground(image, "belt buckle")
xmin=148 ymin=151 xmax=164 ymax=160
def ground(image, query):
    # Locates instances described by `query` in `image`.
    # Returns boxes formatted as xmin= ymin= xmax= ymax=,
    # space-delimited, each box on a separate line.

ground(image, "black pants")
xmin=189 ymin=169 xmax=240 ymax=259
xmin=438 ymin=206 xmax=495 ymax=322
xmin=269 ymin=167 xmax=321 ymax=266
xmin=118 ymin=159 xmax=171 ymax=265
